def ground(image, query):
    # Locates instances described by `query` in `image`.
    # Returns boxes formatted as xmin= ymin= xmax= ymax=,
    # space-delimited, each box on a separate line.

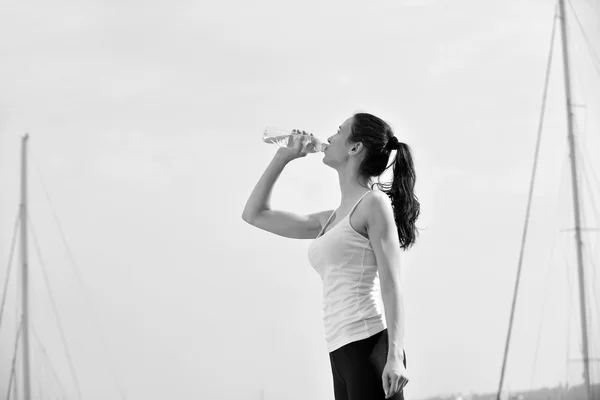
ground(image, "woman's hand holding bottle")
xmin=275 ymin=130 xmax=315 ymax=162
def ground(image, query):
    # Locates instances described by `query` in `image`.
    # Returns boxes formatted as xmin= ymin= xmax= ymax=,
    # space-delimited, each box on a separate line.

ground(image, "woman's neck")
xmin=337 ymin=171 xmax=371 ymax=209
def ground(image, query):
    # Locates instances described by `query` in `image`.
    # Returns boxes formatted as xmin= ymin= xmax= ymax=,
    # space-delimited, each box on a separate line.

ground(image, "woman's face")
xmin=323 ymin=117 xmax=354 ymax=166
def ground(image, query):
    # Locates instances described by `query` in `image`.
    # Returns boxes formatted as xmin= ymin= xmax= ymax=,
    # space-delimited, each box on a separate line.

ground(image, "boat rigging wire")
xmin=29 ymin=215 xmax=83 ymax=400
xmin=31 ymin=323 xmax=70 ymax=400
xmin=0 ymin=211 xmax=20 ymax=332
xmin=5 ymin=319 xmax=23 ymax=400
xmin=29 ymin=147 xmax=128 ymax=400
xmin=496 ymin=5 xmax=559 ymax=399
xmin=567 ymin=0 xmax=600 ymax=80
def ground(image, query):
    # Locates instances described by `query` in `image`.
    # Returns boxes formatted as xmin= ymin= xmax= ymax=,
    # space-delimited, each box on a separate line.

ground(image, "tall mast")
xmin=557 ymin=1 xmax=592 ymax=399
xmin=20 ymin=133 xmax=32 ymax=400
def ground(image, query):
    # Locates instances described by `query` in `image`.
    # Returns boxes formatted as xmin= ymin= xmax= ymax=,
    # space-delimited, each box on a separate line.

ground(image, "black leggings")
xmin=328 ymin=329 xmax=407 ymax=400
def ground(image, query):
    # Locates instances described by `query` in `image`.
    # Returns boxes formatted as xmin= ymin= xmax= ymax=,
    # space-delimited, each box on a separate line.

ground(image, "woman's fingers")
xmin=300 ymin=132 xmax=312 ymax=152
xmin=393 ymin=376 xmax=409 ymax=398
xmin=384 ymin=374 xmax=408 ymax=398
xmin=289 ymin=130 xmax=314 ymax=154
xmin=388 ymin=376 xmax=399 ymax=398
xmin=382 ymin=374 xmax=391 ymax=398
xmin=399 ymin=376 xmax=408 ymax=389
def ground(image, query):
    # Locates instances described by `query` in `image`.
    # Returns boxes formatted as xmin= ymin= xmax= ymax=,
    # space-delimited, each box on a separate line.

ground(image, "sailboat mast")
xmin=557 ymin=1 xmax=592 ymax=399
xmin=20 ymin=133 xmax=32 ymax=400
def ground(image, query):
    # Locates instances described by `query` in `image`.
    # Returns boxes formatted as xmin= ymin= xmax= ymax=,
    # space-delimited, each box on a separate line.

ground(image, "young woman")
xmin=242 ymin=112 xmax=420 ymax=400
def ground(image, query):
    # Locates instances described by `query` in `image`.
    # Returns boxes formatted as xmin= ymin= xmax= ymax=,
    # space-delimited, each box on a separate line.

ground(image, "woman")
xmin=242 ymin=112 xmax=420 ymax=400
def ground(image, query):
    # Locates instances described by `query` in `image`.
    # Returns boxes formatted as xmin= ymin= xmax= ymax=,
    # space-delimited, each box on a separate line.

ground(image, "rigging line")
xmin=31 ymin=323 xmax=69 ymax=400
xmin=532 ymin=146 xmax=570 ymax=386
xmin=37 ymin=372 xmax=42 ymax=400
xmin=5 ymin=318 xmax=23 ymax=400
xmin=529 ymin=231 xmax=559 ymax=389
xmin=576 ymin=153 xmax=600 ymax=311
xmin=572 ymin=123 xmax=600 ymax=329
xmin=29 ymin=148 xmax=127 ymax=400
xmin=28 ymin=215 xmax=83 ymax=400
xmin=573 ymin=145 xmax=600 ymax=342
xmin=15 ymin=217 xmax=20 ymax=367
xmin=567 ymin=0 xmax=600 ymax=79
xmin=583 ymin=247 xmax=600 ymax=336
xmin=572 ymin=118 xmax=600 ymax=224
xmin=0 ymin=210 xmax=20 ymax=333
xmin=33 ymin=335 xmax=42 ymax=400
xmin=576 ymin=140 xmax=600 ymax=223
xmin=496 ymin=5 xmax=559 ymax=400
xmin=563 ymin=232 xmax=574 ymax=388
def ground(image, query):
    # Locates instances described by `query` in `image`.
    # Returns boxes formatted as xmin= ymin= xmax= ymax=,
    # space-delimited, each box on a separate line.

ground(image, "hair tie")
xmin=386 ymin=136 xmax=400 ymax=151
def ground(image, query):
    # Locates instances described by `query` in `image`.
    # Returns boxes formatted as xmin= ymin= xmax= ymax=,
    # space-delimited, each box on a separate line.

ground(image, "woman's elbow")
xmin=242 ymin=211 xmax=254 ymax=224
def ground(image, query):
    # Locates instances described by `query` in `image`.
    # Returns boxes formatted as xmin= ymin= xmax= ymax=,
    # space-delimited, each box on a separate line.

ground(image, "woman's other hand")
xmin=382 ymin=358 xmax=408 ymax=399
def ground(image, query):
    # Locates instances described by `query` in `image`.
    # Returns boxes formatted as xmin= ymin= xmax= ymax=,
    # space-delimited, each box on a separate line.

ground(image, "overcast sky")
xmin=1 ymin=0 xmax=600 ymax=399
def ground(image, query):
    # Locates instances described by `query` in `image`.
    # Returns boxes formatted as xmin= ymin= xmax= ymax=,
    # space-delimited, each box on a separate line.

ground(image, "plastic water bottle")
xmin=262 ymin=126 xmax=328 ymax=153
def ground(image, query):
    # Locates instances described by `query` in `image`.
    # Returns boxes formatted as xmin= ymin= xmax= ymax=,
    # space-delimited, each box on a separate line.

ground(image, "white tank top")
xmin=307 ymin=190 xmax=387 ymax=352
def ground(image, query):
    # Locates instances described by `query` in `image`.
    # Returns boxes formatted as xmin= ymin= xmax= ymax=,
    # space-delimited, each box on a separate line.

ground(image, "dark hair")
xmin=349 ymin=112 xmax=420 ymax=250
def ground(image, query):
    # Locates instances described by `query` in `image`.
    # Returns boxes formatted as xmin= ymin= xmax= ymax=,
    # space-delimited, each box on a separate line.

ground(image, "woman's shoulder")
xmin=349 ymin=190 xmax=389 ymax=230
xmin=362 ymin=190 xmax=394 ymax=223
xmin=364 ymin=189 xmax=390 ymax=206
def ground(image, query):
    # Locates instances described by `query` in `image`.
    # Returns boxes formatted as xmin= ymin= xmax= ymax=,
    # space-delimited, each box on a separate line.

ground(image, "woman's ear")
xmin=349 ymin=142 xmax=364 ymax=155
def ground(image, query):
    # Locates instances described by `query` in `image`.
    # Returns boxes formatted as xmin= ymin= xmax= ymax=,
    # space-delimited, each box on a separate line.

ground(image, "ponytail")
xmin=378 ymin=142 xmax=420 ymax=250
xmin=349 ymin=112 xmax=420 ymax=249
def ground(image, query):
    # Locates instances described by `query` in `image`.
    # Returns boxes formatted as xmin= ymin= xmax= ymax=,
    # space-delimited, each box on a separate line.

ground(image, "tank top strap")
xmin=318 ymin=210 xmax=337 ymax=237
xmin=348 ymin=190 xmax=373 ymax=220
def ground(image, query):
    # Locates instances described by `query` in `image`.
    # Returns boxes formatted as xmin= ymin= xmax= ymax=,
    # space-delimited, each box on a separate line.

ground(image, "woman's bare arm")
xmin=242 ymin=150 xmax=331 ymax=239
